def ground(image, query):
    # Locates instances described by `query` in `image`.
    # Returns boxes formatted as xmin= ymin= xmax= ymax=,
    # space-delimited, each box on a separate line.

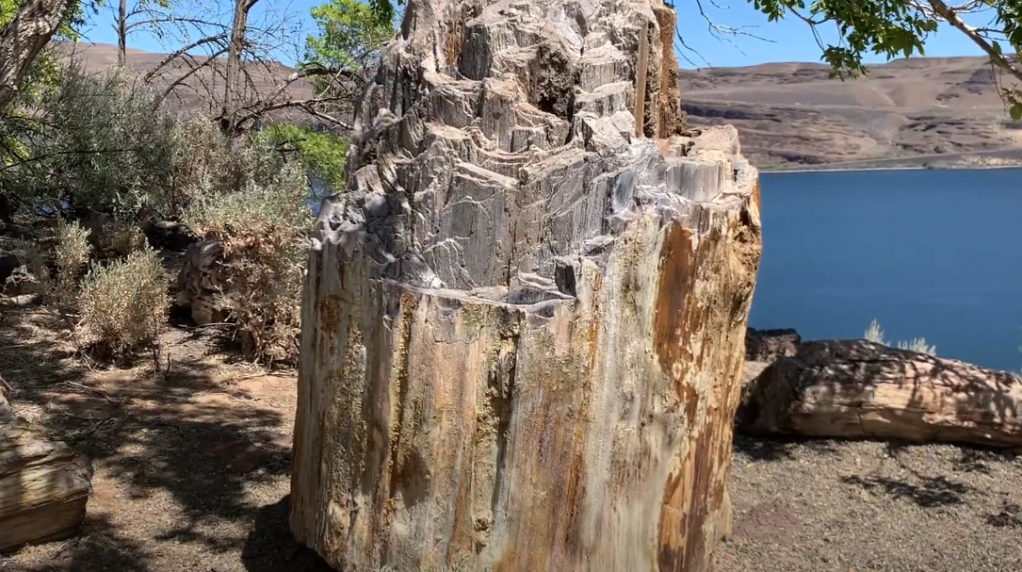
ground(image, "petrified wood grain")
xmin=739 ymin=340 xmax=1022 ymax=448
xmin=0 ymin=390 xmax=92 ymax=551
xmin=290 ymin=1 xmax=761 ymax=570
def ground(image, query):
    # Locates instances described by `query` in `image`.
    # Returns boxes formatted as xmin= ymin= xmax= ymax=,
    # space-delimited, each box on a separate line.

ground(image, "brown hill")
xmin=60 ymin=44 xmax=1022 ymax=169
xmin=683 ymin=57 xmax=1022 ymax=170
xmin=56 ymin=42 xmax=315 ymax=122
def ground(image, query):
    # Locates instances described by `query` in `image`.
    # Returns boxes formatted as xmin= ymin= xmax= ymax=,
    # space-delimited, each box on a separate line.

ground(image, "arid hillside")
xmin=64 ymin=44 xmax=1022 ymax=170
xmin=683 ymin=57 xmax=1022 ymax=170
xmin=57 ymin=42 xmax=315 ymax=121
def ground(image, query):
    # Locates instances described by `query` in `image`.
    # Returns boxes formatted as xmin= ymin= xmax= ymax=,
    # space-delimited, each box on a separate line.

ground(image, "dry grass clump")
xmin=864 ymin=319 xmax=937 ymax=356
xmin=77 ymin=248 xmax=168 ymax=357
xmin=896 ymin=337 xmax=938 ymax=356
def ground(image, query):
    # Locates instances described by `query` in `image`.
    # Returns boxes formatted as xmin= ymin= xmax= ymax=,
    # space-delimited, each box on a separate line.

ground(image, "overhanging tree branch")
xmin=923 ymin=0 xmax=1022 ymax=84
xmin=0 ymin=0 xmax=77 ymax=111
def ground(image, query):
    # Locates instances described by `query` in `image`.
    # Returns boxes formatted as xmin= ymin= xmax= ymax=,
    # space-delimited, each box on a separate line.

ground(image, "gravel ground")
xmin=716 ymin=434 xmax=1022 ymax=571
xmin=4 ymin=302 xmax=1021 ymax=571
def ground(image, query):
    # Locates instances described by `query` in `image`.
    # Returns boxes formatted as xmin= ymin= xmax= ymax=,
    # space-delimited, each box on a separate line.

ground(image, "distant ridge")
xmin=52 ymin=41 xmax=313 ymax=120
xmin=54 ymin=44 xmax=1022 ymax=169
xmin=683 ymin=56 xmax=1022 ymax=170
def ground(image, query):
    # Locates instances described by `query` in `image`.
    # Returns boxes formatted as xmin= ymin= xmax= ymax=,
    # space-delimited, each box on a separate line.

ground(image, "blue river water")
xmin=750 ymin=168 xmax=1022 ymax=372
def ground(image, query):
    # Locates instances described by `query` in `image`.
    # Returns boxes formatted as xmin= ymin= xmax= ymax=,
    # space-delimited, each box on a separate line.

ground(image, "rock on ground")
xmin=745 ymin=327 xmax=800 ymax=362
xmin=290 ymin=0 xmax=761 ymax=570
xmin=0 ymin=388 xmax=92 ymax=551
xmin=738 ymin=339 xmax=1022 ymax=447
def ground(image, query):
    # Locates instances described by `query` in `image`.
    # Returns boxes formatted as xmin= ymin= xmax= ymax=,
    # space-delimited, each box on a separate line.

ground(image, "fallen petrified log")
xmin=738 ymin=340 xmax=1022 ymax=447
xmin=0 ymin=388 xmax=92 ymax=551
xmin=140 ymin=211 xmax=196 ymax=252
xmin=289 ymin=0 xmax=762 ymax=570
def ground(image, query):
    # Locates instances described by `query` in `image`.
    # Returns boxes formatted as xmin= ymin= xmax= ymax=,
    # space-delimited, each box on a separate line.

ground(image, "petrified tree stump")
xmin=738 ymin=340 xmax=1022 ymax=448
xmin=290 ymin=0 xmax=761 ymax=570
xmin=0 ymin=389 xmax=92 ymax=551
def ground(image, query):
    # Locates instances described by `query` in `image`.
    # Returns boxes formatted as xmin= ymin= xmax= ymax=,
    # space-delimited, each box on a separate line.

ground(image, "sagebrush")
xmin=78 ymin=249 xmax=169 ymax=357
xmin=52 ymin=218 xmax=91 ymax=301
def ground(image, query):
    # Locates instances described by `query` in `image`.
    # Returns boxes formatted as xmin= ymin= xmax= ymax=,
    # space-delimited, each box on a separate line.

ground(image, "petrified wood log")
xmin=0 ymin=389 xmax=92 ymax=551
xmin=176 ymin=240 xmax=227 ymax=325
xmin=290 ymin=0 xmax=762 ymax=570
xmin=745 ymin=327 xmax=800 ymax=363
xmin=738 ymin=340 xmax=1022 ymax=447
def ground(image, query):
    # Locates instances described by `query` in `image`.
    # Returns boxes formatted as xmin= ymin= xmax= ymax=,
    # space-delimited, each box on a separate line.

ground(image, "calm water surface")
xmin=751 ymin=168 xmax=1022 ymax=372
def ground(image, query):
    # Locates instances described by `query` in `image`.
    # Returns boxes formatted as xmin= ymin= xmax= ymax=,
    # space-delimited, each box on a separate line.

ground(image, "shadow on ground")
xmin=732 ymin=433 xmax=841 ymax=462
xmin=0 ymin=310 xmax=311 ymax=570
xmin=241 ymin=496 xmax=332 ymax=572
xmin=840 ymin=474 xmax=971 ymax=508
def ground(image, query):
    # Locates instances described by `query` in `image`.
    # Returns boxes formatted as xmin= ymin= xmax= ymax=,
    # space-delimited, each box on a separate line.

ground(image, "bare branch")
xmin=153 ymin=46 xmax=230 ymax=106
xmin=143 ymin=33 xmax=230 ymax=84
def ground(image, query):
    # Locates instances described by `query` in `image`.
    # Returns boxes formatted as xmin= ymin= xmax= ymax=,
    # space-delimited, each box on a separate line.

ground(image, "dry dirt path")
xmin=0 ymin=313 xmax=329 ymax=571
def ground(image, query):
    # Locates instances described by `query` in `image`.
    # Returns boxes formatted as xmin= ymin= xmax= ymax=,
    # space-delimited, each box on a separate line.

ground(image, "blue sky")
xmin=674 ymin=1 xmax=988 ymax=68
xmin=80 ymin=0 xmax=989 ymax=69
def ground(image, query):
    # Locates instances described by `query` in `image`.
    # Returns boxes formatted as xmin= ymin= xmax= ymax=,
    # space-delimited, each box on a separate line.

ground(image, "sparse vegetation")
xmin=184 ymin=154 xmax=311 ymax=364
xmin=865 ymin=319 xmax=937 ymax=356
xmin=897 ymin=338 xmax=938 ymax=356
xmin=865 ymin=318 xmax=886 ymax=345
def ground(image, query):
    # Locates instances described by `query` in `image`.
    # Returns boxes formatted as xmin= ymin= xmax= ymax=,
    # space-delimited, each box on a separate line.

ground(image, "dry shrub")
xmin=165 ymin=117 xmax=234 ymax=216
xmin=53 ymin=218 xmax=92 ymax=301
xmin=78 ymin=248 xmax=169 ymax=357
xmin=184 ymin=161 xmax=310 ymax=363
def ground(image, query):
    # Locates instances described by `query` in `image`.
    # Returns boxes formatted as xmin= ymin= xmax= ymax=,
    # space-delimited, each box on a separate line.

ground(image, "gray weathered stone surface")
xmin=738 ymin=340 xmax=1022 ymax=448
xmin=176 ymin=240 xmax=227 ymax=325
xmin=290 ymin=0 xmax=761 ymax=570
xmin=0 ymin=248 xmax=44 ymax=298
xmin=745 ymin=327 xmax=801 ymax=363
xmin=0 ymin=388 xmax=92 ymax=551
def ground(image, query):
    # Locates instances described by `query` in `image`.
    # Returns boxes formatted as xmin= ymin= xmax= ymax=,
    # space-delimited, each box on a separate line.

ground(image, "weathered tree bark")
xmin=738 ymin=340 xmax=1022 ymax=448
xmin=0 ymin=0 xmax=75 ymax=111
xmin=118 ymin=0 xmax=128 ymax=66
xmin=0 ymin=389 xmax=92 ymax=551
xmin=221 ymin=0 xmax=256 ymax=134
xmin=290 ymin=1 xmax=761 ymax=570
xmin=176 ymin=239 xmax=227 ymax=325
